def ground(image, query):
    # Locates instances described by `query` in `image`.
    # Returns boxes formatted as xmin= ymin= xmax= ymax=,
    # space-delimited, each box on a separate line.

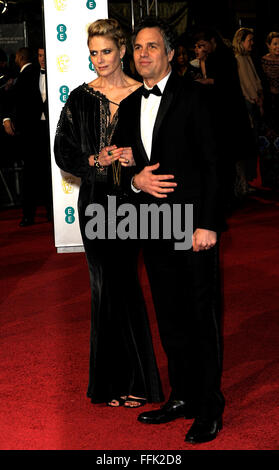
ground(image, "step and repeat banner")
xmin=43 ymin=0 xmax=108 ymax=252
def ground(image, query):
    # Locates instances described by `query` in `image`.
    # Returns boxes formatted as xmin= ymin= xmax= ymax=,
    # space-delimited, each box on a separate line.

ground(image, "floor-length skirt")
xmin=78 ymin=184 xmax=164 ymax=404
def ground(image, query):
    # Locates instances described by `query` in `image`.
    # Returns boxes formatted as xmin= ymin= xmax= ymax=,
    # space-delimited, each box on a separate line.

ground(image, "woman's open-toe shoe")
xmin=123 ymin=396 xmax=147 ymax=408
xmin=107 ymin=396 xmax=127 ymax=407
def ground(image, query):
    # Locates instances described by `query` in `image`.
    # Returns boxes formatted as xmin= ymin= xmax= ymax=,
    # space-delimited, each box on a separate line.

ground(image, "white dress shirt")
xmin=140 ymin=71 xmax=171 ymax=159
xmin=39 ymin=70 xmax=46 ymax=120
xmin=132 ymin=71 xmax=171 ymax=192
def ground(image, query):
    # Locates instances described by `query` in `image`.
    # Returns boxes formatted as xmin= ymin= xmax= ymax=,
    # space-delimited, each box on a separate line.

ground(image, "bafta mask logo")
xmin=54 ymin=0 xmax=68 ymax=11
xmin=86 ymin=0 xmax=96 ymax=9
xmin=62 ymin=176 xmax=75 ymax=194
xmin=65 ymin=207 xmax=75 ymax=224
xmin=57 ymin=24 xmax=67 ymax=42
xmin=59 ymin=85 xmax=69 ymax=103
xmin=57 ymin=55 xmax=70 ymax=72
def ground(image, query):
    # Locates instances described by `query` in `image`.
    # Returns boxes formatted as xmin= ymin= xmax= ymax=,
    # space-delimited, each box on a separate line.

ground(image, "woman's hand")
xmin=195 ymin=78 xmax=214 ymax=85
xmin=119 ymin=147 xmax=135 ymax=167
xmin=98 ymin=145 xmax=123 ymax=166
xmin=88 ymin=145 xmax=123 ymax=167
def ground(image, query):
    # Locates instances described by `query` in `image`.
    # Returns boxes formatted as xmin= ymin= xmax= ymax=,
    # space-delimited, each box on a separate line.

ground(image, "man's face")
xmin=15 ymin=51 xmax=21 ymax=69
xmin=133 ymin=27 xmax=174 ymax=85
xmin=38 ymin=48 xmax=45 ymax=69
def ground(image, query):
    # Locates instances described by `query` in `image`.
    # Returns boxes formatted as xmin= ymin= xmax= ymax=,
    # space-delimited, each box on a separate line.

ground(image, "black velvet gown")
xmin=54 ymin=83 xmax=163 ymax=403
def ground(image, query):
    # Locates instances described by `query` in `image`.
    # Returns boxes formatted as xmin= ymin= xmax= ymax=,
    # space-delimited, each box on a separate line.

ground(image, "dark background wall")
xmin=1 ymin=0 xmax=279 ymax=57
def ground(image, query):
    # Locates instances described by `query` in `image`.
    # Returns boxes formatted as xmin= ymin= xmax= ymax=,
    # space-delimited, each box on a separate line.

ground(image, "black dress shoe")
xmin=19 ymin=217 xmax=34 ymax=227
xmin=185 ymin=416 xmax=222 ymax=444
xmin=138 ymin=399 xmax=195 ymax=424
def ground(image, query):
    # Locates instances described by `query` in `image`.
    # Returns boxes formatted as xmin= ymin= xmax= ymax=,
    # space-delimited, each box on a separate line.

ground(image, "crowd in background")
xmin=0 ymin=24 xmax=279 ymax=217
xmin=173 ymin=27 xmax=279 ymax=207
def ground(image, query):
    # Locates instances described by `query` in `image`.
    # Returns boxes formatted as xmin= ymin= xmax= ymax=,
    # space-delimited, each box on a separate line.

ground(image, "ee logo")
xmin=60 ymin=85 xmax=69 ymax=103
xmin=86 ymin=0 xmax=96 ymax=9
xmin=89 ymin=56 xmax=95 ymax=72
xmin=57 ymin=24 xmax=67 ymax=41
xmin=65 ymin=207 xmax=75 ymax=224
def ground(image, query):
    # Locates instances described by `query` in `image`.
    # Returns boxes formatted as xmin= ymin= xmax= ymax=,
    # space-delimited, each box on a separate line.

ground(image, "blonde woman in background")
xmin=233 ymin=27 xmax=263 ymax=193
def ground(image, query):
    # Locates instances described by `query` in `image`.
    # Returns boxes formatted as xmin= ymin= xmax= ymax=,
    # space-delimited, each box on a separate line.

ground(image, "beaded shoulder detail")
xmin=81 ymin=84 xmax=119 ymax=178
xmin=81 ymin=82 xmax=120 ymax=107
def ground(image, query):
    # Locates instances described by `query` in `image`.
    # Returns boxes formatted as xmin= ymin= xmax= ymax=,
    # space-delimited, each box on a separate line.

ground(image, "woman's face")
xmin=268 ymin=37 xmax=279 ymax=56
xmin=88 ymin=35 xmax=125 ymax=77
xmin=176 ymin=45 xmax=188 ymax=66
xmin=242 ymin=34 xmax=254 ymax=53
xmin=194 ymin=41 xmax=210 ymax=60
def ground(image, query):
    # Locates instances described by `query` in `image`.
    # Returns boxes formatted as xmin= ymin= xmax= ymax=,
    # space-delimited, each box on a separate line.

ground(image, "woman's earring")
xmin=121 ymin=58 xmax=124 ymax=70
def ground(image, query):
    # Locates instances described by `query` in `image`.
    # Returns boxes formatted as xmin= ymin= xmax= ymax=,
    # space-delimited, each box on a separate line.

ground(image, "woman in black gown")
xmin=54 ymin=19 xmax=163 ymax=408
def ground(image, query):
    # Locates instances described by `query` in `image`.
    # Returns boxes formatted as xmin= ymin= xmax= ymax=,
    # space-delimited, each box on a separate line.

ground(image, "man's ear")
xmin=168 ymin=49 xmax=175 ymax=63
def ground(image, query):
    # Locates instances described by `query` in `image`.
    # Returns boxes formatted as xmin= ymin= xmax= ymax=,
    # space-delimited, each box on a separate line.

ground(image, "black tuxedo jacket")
xmin=113 ymin=72 xmax=222 ymax=232
xmin=2 ymin=63 xmax=43 ymax=135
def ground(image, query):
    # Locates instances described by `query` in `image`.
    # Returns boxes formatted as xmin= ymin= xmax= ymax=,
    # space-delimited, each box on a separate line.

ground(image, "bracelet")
xmin=94 ymin=153 xmax=104 ymax=171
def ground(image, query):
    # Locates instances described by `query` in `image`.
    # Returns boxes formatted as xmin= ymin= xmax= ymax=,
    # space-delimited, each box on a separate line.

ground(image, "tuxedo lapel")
xmin=150 ymin=72 xmax=180 ymax=162
xmin=133 ymin=89 xmax=150 ymax=165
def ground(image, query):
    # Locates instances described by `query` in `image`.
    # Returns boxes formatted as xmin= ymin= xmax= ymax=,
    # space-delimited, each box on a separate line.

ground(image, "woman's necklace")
xmin=112 ymin=159 xmax=121 ymax=187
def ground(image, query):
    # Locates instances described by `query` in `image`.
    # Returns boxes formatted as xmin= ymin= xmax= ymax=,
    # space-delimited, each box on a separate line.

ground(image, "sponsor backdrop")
xmin=43 ymin=0 xmax=108 ymax=252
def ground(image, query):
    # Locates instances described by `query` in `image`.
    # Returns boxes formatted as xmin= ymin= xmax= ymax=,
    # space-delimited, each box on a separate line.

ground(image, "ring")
xmin=108 ymin=150 xmax=113 ymax=156
xmin=125 ymin=159 xmax=129 ymax=164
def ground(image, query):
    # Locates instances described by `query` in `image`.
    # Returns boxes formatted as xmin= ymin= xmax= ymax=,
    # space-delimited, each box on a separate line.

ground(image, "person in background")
xmin=193 ymin=29 xmax=255 ymax=208
xmin=0 ymin=48 xmax=13 ymax=92
xmin=232 ymin=27 xmax=264 ymax=194
xmin=36 ymin=46 xmax=52 ymax=220
xmin=260 ymin=31 xmax=279 ymax=188
xmin=173 ymin=37 xmax=201 ymax=80
xmin=54 ymin=19 xmax=163 ymax=409
xmin=2 ymin=46 xmax=51 ymax=225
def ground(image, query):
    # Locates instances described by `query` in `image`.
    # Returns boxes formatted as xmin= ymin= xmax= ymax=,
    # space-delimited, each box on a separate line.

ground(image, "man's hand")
xmin=3 ymin=119 xmax=15 ymax=136
xmin=132 ymin=162 xmax=177 ymax=198
xmin=192 ymin=228 xmax=217 ymax=252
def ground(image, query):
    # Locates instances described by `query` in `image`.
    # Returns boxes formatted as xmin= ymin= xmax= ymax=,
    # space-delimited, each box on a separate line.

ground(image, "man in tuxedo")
xmin=36 ymin=47 xmax=52 ymax=222
xmin=3 ymin=46 xmax=52 ymax=226
xmin=113 ymin=18 xmax=225 ymax=444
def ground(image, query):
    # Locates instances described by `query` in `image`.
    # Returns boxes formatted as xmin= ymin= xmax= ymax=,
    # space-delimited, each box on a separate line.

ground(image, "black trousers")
xmin=143 ymin=239 xmax=225 ymax=419
xmin=21 ymin=121 xmax=52 ymax=220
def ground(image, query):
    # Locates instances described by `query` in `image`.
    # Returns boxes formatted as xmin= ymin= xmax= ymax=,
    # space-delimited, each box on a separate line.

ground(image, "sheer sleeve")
xmin=54 ymin=93 xmax=92 ymax=179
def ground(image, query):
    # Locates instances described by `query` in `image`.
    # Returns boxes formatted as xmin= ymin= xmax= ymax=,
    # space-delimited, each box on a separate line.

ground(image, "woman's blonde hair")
xmin=232 ymin=27 xmax=254 ymax=56
xmin=266 ymin=31 xmax=279 ymax=46
xmin=87 ymin=18 xmax=126 ymax=49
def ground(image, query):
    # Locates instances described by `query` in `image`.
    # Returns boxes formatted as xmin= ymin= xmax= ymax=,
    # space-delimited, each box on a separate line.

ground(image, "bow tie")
xmin=142 ymin=84 xmax=162 ymax=98
xmin=40 ymin=69 xmax=46 ymax=74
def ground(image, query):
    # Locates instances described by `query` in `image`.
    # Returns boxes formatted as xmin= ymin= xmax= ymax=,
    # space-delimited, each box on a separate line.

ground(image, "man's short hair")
xmin=132 ymin=17 xmax=177 ymax=54
xmin=17 ymin=47 xmax=32 ymax=63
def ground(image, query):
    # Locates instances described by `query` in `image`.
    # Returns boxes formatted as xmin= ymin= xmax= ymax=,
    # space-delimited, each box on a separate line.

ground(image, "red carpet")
xmin=0 ymin=191 xmax=279 ymax=451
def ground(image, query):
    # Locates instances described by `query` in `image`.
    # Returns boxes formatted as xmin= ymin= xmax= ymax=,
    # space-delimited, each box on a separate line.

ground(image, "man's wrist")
xmin=131 ymin=174 xmax=141 ymax=193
